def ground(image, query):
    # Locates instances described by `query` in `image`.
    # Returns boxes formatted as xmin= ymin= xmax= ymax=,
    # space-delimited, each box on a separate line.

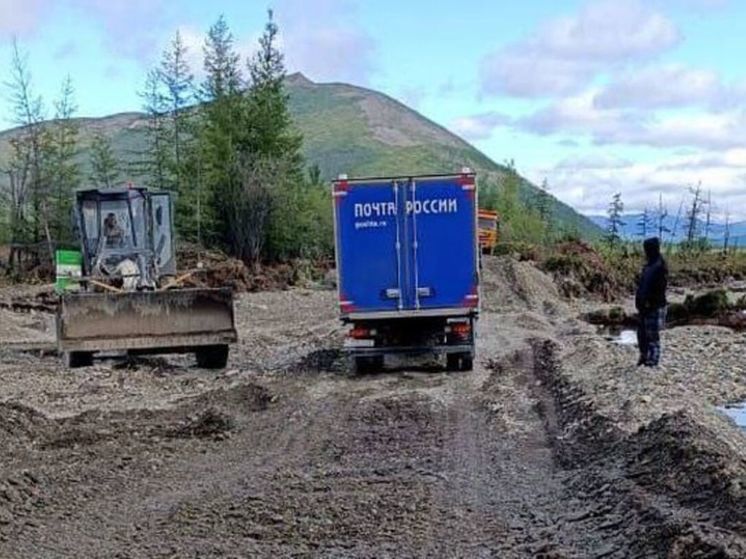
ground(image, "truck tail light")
xmin=349 ymin=327 xmax=377 ymax=339
xmin=451 ymin=323 xmax=471 ymax=336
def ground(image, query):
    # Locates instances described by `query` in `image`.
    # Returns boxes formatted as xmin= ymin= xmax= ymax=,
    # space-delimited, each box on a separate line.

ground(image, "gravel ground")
xmin=0 ymin=257 xmax=745 ymax=557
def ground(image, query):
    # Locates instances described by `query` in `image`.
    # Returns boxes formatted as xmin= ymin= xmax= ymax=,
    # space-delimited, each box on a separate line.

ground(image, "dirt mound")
xmin=185 ymin=382 xmax=274 ymax=413
xmin=0 ymin=285 xmax=57 ymax=314
xmin=0 ymin=470 xmax=46 ymax=533
xmin=541 ymin=241 xmax=625 ymax=301
xmin=356 ymin=394 xmax=433 ymax=427
xmin=177 ymin=245 xmax=333 ymax=292
xmin=535 ymin=340 xmax=746 ymax=557
xmin=481 ymin=256 xmax=567 ymax=315
xmin=350 ymin=395 xmax=440 ymax=460
xmin=169 ymin=408 xmax=234 ymax=439
xmin=35 ymin=382 xmax=272 ymax=451
xmin=0 ymin=402 xmax=50 ymax=441
xmin=626 ymin=410 xmax=746 ymax=529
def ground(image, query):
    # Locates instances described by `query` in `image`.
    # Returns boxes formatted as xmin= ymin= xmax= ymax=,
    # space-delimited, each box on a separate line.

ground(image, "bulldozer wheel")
xmin=196 ymin=345 xmax=229 ymax=369
xmin=65 ymin=351 xmax=93 ymax=368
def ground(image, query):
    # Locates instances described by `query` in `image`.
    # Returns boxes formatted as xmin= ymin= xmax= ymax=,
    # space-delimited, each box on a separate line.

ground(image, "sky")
xmin=1 ymin=0 xmax=745 ymax=219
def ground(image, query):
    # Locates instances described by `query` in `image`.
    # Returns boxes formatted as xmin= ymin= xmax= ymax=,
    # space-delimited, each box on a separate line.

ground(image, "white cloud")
xmin=516 ymin=90 xmax=746 ymax=150
xmin=397 ymin=86 xmax=426 ymax=109
xmin=274 ymin=0 xmax=375 ymax=85
xmin=622 ymin=111 xmax=746 ymax=149
xmin=529 ymin=148 xmax=746 ymax=219
xmin=594 ymin=64 xmax=724 ymax=109
xmin=172 ymin=25 xmax=260 ymax=82
xmin=174 ymin=26 xmax=207 ymax=78
xmin=554 ymin=153 xmax=632 ymax=170
xmin=658 ymin=0 xmax=729 ymax=11
xmin=518 ymin=89 xmax=647 ymax=137
xmin=0 ymin=0 xmax=49 ymax=39
xmin=74 ymin=0 xmax=172 ymax=62
xmin=480 ymin=0 xmax=681 ymax=98
xmin=450 ymin=111 xmax=511 ymax=140
xmin=53 ymin=40 xmax=78 ymax=60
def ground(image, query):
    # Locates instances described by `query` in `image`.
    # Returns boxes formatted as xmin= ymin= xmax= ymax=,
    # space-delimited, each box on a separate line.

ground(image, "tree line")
xmin=0 ymin=11 xmax=332 ymax=273
xmin=604 ymin=185 xmax=740 ymax=255
xmin=480 ymin=161 xmax=558 ymax=246
xmin=1 ymin=11 xmax=571 ymax=277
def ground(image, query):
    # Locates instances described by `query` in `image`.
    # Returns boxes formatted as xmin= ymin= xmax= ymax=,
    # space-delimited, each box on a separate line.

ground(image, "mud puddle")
xmin=597 ymin=325 xmax=637 ymax=346
xmin=719 ymin=402 xmax=746 ymax=428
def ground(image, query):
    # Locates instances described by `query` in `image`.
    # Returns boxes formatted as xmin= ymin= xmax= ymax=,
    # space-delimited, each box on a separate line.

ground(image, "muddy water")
xmin=719 ymin=402 xmax=746 ymax=428
xmin=597 ymin=325 xmax=638 ymax=346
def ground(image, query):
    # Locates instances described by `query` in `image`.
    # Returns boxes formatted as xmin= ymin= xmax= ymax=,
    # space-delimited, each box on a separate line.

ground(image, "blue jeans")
xmin=637 ymin=307 xmax=667 ymax=366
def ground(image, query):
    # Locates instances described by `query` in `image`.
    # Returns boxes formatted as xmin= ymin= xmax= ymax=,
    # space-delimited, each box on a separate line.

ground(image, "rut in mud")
xmin=1 ymin=257 xmax=746 ymax=557
xmin=0 ymin=333 xmax=576 ymax=556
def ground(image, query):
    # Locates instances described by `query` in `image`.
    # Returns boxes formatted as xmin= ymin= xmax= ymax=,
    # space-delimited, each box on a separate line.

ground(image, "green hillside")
xmin=0 ymin=73 xmax=601 ymax=238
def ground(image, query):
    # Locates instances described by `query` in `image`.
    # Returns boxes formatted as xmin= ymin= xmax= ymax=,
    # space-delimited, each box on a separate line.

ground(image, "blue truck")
xmin=333 ymin=169 xmax=480 ymax=373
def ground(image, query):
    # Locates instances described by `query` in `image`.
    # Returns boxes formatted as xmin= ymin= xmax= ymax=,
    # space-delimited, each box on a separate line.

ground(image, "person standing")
xmin=636 ymin=237 xmax=668 ymax=367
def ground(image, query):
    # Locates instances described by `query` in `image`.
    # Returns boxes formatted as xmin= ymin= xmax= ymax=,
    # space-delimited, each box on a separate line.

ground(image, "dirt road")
xmin=1 ymin=258 xmax=745 ymax=557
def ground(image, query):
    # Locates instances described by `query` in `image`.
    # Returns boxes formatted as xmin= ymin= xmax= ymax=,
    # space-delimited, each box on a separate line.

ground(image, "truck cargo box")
xmin=333 ymin=171 xmax=479 ymax=320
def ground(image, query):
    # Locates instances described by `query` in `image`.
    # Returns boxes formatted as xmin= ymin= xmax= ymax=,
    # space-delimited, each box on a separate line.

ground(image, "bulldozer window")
xmin=151 ymin=194 xmax=174 ymax=273
xmin=100 ymin=202 xmax=133 ymax=249
xmin=81 ymin=200 xmax=99 ymax=256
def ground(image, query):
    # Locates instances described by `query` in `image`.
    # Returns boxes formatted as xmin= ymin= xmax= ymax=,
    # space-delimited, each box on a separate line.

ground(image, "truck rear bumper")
xmin=342 ymin=308 xmax=478 ymax=321
xmin=343 ymin=343 xmax=474 ymax=357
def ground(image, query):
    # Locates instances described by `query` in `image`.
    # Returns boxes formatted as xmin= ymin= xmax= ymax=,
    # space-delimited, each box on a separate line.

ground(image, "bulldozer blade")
xmin=57 ymin=288 xmax=237 ymax=353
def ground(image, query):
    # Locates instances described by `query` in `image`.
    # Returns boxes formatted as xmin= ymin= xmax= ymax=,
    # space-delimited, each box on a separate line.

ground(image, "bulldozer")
xmin=55 ymin=186 xmax=237 ymax=368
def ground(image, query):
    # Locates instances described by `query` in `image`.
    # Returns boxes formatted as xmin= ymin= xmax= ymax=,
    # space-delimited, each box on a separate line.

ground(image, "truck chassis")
xmin=343 ymin=313 xmax=476 ymax=373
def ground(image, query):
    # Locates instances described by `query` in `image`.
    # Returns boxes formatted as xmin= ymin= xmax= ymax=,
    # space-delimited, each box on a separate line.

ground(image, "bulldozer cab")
xmin=75 ymin=187 xmax=176 ymax=287
xmin=59 ymin=185 xmax=237 ymax=369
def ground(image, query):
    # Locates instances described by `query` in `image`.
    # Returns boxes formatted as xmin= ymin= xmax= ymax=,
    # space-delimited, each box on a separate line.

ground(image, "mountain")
xmin=589 ymin=214 xmax=746 ymax=246
xmin=0 ymin=73 xmax=601 ymax=238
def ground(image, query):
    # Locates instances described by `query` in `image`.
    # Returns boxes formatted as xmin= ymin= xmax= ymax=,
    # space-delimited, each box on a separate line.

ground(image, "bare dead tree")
xmin=723 ymin=211 xmax=731 ymax=255
xmin=657 ymin=193 xmax=670 ymax=241
xmin=685 ymin=182 xmax=705 ymax=245
xmin=671 ymin=197 xmax=685 ymax=246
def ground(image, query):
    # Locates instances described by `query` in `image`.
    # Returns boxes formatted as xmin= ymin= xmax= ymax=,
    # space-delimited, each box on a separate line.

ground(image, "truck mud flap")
xmin=57 ymin=288 xmax=237 ymax=352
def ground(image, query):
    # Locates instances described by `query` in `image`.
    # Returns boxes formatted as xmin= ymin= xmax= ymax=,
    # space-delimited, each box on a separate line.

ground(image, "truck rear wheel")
xmin=65 ymin=351 xmax=93 ymax=368
xmin=460 ymin=355 xmax=474 ymax=372
xmin=446 ymin=353 xmax=461 ymax=371
xmin=196 ymin=345 xmax=229 ymax=369
xmin=447 ymin=353 xmax=474 ymax=372
xmin=355 ymin=355 xmax=383 ymax=374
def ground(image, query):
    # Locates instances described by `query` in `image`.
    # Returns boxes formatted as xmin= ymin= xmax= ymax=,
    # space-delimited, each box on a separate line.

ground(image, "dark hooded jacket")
xmin=635 ymin=237 xmax=668 ymax=313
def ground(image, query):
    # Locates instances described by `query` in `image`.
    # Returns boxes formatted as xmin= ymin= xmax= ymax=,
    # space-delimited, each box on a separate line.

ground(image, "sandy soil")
xmin=1 ymin=256 xmax=745 ymax=557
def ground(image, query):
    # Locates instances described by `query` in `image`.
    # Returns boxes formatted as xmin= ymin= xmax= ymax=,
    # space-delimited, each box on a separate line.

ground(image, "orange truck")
xmin=478 ymin=209 xmax=499 ymax=254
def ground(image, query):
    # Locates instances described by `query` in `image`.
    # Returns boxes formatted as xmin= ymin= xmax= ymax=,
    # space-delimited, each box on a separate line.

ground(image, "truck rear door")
xmin=404 ymin=174 xmax=478 ymax=310
xmin=334 ymin=178 xmax=403 ymax=314
xmin=333 ymin=172 xmax=478 ymax=316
